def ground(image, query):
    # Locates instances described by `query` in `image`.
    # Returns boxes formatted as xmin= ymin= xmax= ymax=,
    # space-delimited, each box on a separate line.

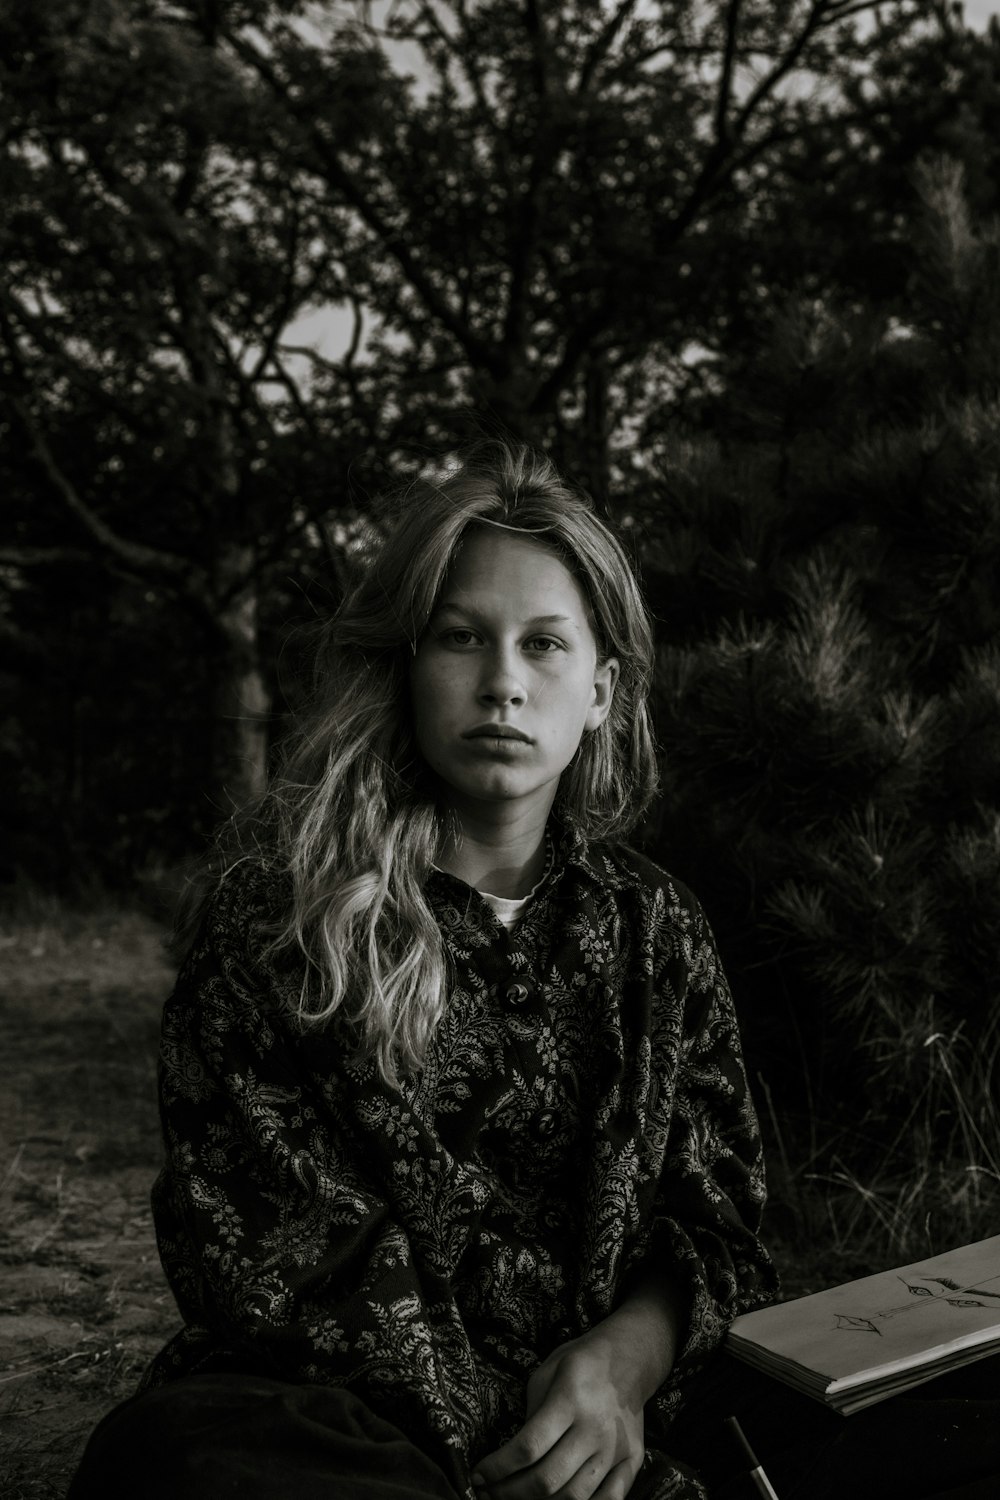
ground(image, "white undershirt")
xmin=434 ymin=837 xmax=554 ymax=930
xmin=478 ymin=887 xmax=533 ymax=930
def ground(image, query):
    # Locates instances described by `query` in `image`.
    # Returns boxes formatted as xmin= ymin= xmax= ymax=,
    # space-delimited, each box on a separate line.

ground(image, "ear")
xmin=584 ymin=657 xmax=619 ymax=732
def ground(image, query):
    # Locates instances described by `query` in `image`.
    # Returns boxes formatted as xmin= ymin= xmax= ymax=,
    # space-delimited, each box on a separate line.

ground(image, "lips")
xmin=464 ymin=724 xmax=533 ymax=743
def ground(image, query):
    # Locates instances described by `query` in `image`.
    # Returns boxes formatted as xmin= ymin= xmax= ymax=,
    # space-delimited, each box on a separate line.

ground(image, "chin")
xmin=455 ymin=769 xmax=539 ymax=802
xmin=471 ymin=779 xmax=532 ymax=802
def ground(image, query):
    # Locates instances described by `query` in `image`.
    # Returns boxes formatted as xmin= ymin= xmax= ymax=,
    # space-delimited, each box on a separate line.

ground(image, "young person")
xmin=67 ymin=443 xmax=999 ymax=1500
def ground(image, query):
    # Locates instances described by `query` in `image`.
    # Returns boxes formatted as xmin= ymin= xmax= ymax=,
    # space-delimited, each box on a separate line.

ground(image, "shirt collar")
xmin=535 ymin=816 xmax=635 ymax=892
xmin=424 ymin=815 xmax=625 ymax=903
xmin=553 ymin=817 xmax=640 ymax=893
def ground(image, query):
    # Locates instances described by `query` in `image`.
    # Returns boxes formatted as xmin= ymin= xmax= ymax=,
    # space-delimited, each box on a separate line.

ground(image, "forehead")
xmin=436 ymin=527 xmax=591 ymax=618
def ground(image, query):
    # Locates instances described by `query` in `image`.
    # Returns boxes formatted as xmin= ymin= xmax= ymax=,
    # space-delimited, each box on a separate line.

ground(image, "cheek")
xmin=553 ymin=666 xmax=598 ymax=720
xmin=410 ymin=652 xmax=439 ymax=698
xmin=410 ymin=659 xmax=457 ymax=736
xmin=408 ymin=666 xmax=431 ymax=740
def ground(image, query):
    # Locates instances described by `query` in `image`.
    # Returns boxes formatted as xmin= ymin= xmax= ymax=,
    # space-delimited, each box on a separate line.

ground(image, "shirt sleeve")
xmin=638 ymin=879 xmax=779 ymax=1421
xmin=147 ymin=864 xmax=419 ymax=1385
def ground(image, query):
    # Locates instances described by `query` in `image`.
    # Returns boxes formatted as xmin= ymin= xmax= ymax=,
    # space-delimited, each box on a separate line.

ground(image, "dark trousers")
xmin=66 ymin=1375 xmax=464 ymax=1500
xmin=67 ymin=1354 xmax=1000 ymax=1500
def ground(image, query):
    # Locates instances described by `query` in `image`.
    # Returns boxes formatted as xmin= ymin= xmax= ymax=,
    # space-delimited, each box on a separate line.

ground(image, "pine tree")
xmin=637 ymin=161 xmax=1000 ymax=1224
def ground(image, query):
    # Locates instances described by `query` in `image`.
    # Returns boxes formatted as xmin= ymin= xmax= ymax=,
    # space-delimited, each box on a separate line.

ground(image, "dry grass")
xmin=758 ymin=1026 xmax=1000 ymax=1299
xmin=0 ymin=890 xmax=177 ymax=1499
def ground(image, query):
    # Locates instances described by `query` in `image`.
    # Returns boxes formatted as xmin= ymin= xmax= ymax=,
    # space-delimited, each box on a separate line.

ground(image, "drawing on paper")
xmin=834 ymin=1270 xmax=1000 ymax=1337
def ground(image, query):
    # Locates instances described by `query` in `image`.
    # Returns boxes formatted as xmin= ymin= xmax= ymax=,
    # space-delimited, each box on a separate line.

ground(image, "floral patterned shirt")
xmin=143 ymin=825 xmax=777 ymax=1499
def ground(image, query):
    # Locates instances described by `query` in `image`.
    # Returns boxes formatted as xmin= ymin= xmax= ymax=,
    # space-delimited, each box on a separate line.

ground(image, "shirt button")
xmin=505 ymin=981 xmax=531 ymax=1007
xmin=531 ymin=1108 xmax=558 ymax=1142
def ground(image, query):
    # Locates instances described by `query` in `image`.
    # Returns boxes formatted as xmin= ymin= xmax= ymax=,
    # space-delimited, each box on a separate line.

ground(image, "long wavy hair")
xmin=219 ymin=442 xmax=657 ymax=1084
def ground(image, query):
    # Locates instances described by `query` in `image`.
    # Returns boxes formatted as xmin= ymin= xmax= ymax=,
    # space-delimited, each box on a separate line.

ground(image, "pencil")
xmin=724 ymin=1415 xmax=781 ymax=1500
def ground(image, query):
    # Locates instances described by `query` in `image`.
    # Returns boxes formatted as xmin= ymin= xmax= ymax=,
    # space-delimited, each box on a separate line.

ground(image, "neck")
xmin=437 ymin=801 xmax=552 ymax=898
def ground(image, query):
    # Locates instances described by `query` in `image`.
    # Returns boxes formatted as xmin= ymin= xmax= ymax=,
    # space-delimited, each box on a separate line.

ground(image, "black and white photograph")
xmin=2 ymin=2 xmax=1000 ymax=1496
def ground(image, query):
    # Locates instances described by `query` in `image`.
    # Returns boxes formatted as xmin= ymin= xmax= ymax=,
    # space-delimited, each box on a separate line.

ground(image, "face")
xmin=410 ymin=528 xmax=618 ymax=824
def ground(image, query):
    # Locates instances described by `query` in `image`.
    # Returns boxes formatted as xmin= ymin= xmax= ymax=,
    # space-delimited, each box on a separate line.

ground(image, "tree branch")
xmin=278 ymin=342 xmax=351 ymax=375
xmin=728 ymin=0 xmax=828 ymax=142
xmin=575 ymin=0 xmax=641 ymax=98
xmin=343 ymin=293 xmax=365 ymax=370
xmin=452 ymin=0 xmax=498 ymax=120
xmin=529 ymin=296 xmax=611 ymax=416
xmin=6 ymin=390 xmax=206 ymax=589
xmin=408 ymin=0 xmax=494 ymax=121
xmin=0 ymin=284 xmax=152 ymax=436
xmin=531 ymin=0 xmax=871 ymax=411
xmin=0 ymin=545 xmax=95 ymax=567
xmin=822 ymin=0 xmax=894 ymax=20
xmin=224 ymin=28 xmax=502 ymax=379
xmin=715 ymin=0 xmax=742 ymax=146
xmin=248 ymin=197 xmax=304 ymax=384
xmin=499 ymin=36 xmax=565 ymax=362
xmin=261 ymin=352 xmax=321 ymax=436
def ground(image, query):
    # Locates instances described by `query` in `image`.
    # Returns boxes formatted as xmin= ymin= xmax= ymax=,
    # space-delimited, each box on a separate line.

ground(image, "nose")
xmin=477 ymin=646 xmax=526 ymax=707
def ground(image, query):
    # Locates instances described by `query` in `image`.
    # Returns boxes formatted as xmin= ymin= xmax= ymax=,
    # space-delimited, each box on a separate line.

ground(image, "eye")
xmin=525 ymin=635 xmax=563 ymax=654
xmin=441 ymin=627 xmax=480 ymax=647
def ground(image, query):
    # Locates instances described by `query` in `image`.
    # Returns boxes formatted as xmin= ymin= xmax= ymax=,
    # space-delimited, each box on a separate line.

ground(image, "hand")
xmin=470 ymin=1328 xmax=647 ymax=1500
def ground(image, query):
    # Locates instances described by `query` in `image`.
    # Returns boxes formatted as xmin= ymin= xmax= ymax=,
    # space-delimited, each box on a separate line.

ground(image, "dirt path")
xmin=0 ymin=911 xmax=179 ymax=1499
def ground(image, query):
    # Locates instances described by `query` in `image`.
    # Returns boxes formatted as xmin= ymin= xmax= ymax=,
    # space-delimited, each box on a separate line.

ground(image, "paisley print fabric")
xmin=143 ymin=825 xmax=777 ymax=1499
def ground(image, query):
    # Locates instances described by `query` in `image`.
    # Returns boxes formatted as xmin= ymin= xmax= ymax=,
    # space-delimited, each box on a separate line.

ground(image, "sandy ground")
xmin=0 ymin=912 xmax=179 ymax=1498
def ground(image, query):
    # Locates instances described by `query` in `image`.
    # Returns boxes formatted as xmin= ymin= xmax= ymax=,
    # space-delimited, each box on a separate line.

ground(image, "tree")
xmin=640 ymin=162 xmax=1000 ymax=1190
xmin=226 ymin=0 xmax=968 ymax=501
xmin=0 ymin=0 xmax=366 ymax=832
xmin=1 ymin=0 xmax=991 ymax=879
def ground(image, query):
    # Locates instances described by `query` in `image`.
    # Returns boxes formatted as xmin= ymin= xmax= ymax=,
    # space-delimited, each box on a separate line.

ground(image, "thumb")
xmin=524 ymin=1351 xmax=562 ymax=1417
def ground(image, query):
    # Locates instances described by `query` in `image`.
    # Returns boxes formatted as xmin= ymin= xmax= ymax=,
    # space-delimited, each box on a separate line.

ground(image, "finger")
xmin=471 ymin=1400 xmax=575 ymax=1487
xmin=554 ymin=1448 xmax=611 ymax=1500
xmin=524 ymin=1355 xmax=561 ymax=1417
xmin=479 ymin=1430 xmax=602 ymax=1500
xmin=584 ymin=1456 xmax=640 ymax=1500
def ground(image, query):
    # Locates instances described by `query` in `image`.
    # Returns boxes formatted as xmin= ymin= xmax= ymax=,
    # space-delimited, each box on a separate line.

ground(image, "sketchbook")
xmin=725 ymin=1235 xmax=1000 ymax=1414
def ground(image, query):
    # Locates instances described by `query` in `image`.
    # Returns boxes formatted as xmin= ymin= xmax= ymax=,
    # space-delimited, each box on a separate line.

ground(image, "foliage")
xmin=224 ymin=0 xmax=971 ymax=486
xmin=1 ymin=0 xmax=996 ymax=879
xmin=0 ymin=0 xmax=369 ymax=842
xmin=641 ymin=161 xmax=1000 ymax=1177
xmin=2 ymin=7 xmax=1000 ymax=1453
